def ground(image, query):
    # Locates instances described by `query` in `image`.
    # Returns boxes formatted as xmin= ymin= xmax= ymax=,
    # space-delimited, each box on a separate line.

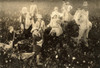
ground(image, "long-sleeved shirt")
xmin=49 ymin=19 xmax=63 ymax=36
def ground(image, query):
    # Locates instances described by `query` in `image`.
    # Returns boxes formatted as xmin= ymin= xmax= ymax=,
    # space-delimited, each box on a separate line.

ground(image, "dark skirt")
xmin=23 ymin=25 xmax=32 ymax=39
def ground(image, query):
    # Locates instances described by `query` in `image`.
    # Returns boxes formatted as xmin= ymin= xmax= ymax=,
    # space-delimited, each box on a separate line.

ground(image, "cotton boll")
xmin=68 ymin=55 xmax=70 ymax=57
xmin=68 ymin=64 xmax=71 ymax=66
xmin=72 ymin=57 xmax=76 ymax=60
xmin=83 ymin=60 xmax=86 ymax=63
xmin=66 ymin=66 xmax=69 ymax=68
xmin=56 ymin=55 xmax=58 ymax=58
xmin=5 ymin=60 xmax=8 ymax=63
xmin=77 ymin=61 xmax=79 ymax=64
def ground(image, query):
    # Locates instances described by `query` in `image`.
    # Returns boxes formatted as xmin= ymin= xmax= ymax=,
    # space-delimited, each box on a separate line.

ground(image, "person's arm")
xmin=68 ymin=5 xmax=73 ymax=12
xmin=86 ymin=11 xmax=89 ymax=19
xmin=73 ymin=10 xmax=78 ymax=20
xmin=19 ymin=15 xmax=25 ymax=30
xmin=42 ymin=21 xmax=46 ymax=31
xmin=31 ymin=24 xmax=38 ymax=33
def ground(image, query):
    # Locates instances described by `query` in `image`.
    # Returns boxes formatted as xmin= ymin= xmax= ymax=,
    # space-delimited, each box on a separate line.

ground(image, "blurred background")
xmin=0 ymin=0 xmax=100 ymax=16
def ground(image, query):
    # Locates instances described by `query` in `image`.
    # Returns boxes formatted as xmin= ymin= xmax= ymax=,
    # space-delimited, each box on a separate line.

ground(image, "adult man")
xmin=31 ymin=14 xmax=45 ymax=34
xmin=31 ymin=14 xmax=45 ymax=65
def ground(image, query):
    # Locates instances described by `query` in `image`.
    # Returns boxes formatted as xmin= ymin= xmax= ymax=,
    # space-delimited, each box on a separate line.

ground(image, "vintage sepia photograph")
xmin=0 ymin=0 xmax=100 ymax=68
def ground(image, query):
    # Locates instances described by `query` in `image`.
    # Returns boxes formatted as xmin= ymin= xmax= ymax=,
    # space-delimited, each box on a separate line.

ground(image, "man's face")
xmin=38 ymin=18 xmax=42 ymax=21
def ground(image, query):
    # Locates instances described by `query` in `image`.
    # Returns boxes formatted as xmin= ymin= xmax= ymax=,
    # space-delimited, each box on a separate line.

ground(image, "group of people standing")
xmin=48 ymin=0 xmax=92 ymax=46
xmin=7 ymin=0 xmax=92 ymax=65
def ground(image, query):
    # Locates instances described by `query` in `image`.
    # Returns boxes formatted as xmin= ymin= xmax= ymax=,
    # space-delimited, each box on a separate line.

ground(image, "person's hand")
xmin=47 ymin=25 xmax=50 ymax=27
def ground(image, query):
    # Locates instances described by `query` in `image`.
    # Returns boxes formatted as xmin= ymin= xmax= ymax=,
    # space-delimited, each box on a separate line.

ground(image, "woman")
xmin=19 ymin=7 xmax=32 ymax=39
xmin=48 ymin=12 xmax=63 ymax=37
xmin=30 ymin=4 xmax=38 ymax=27
xmin=73 ymin=1 xmax=92 ymax=46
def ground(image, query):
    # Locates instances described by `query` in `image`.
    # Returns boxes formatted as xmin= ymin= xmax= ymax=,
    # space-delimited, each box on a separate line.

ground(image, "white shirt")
xmin=31 ymin=20 xmax=45 ymax=32
xmin=74 ymin=9 xmax=91 ymax=30
xmin=49 ymin=18 xmax=63 ymax=36
xmin=73 ymin=9 xmax=82 ymax=24
xmin=62 ymin=4 xmax=73 ymax=12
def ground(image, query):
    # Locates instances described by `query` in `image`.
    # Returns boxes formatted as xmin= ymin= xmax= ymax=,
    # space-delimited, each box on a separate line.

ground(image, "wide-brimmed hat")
xmin=83 ymin=1 xmax=88 ymax=6
xmin=37 ymin=14 xmax=42 ymax=18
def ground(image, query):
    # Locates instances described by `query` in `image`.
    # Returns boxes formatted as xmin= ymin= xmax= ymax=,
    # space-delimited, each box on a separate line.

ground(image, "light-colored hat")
xmin=51 ymin=12 xmax=58 ymax=18
xmin=54 ymin=7 xmax=58 ymax=11
xmin=21 ymin=7 xmax=28 ymax=14
xmin=83 ymin=1 xmax=88 ymax=6
xmin=37 ymin=14 xmax=42 ymax=18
